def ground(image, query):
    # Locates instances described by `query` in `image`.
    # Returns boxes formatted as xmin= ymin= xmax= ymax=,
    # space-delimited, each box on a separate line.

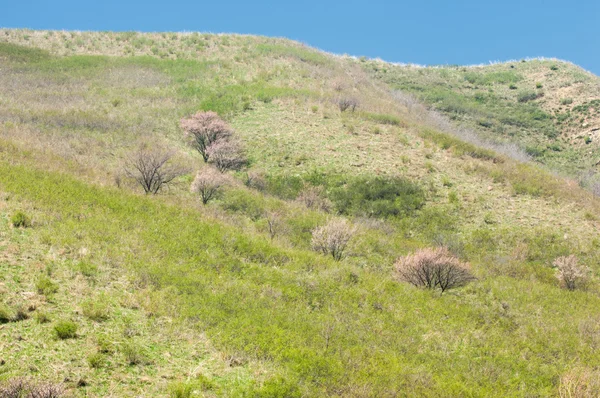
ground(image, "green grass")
xmin=2 ymin=30 xmax=600 ymax=396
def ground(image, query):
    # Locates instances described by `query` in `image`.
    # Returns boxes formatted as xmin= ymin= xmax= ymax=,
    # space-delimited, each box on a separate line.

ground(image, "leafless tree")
xmin=338 ymin=97 xmax=359 ymax=112
xmin=190 ymin=167 xmax=228 ymax=204
xmin=180 ymin=111 xmax=232 ymax=162
xmin=311 ymin=219 xmax=356 ymax=261
xmin=124 ymin=146 xmax=187 ymax=194
xmin=0 ymin=378 xmax=63 ymax=398
xmin=395 ymin=247 xmax=474 ymax=293
xmin=206 ymin=139 xmax=248 ymax=172
xmin=554 ymin=255 xmax=590 ymax=291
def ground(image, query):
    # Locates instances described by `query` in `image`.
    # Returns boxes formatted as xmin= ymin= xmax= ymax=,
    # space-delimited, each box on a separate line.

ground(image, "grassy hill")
xmin=362 ymin=57 xmax=600 ymax=179
xmin=1 ymin=29 xmax=600 ymax=397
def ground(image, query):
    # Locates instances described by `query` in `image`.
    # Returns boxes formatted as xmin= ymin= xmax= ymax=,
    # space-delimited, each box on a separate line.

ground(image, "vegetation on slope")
xmin=362 ymin=57 xmax=600 ymax=178
xmin=1 ymin=29 xmax=600 ymax=396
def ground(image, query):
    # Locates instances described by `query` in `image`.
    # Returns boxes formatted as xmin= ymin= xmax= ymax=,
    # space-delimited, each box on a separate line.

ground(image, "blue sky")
xmin=2 ymin=0 xmax=599 ymax=75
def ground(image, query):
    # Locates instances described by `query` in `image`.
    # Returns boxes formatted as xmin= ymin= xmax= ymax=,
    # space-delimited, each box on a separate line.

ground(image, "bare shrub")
xmin=180 ymin=111 xmax=232 ymax=162
xmin=559 ymin=367 xmax=600 ymax=398
xmin=296 ymin=186 xmax=332 ymax=212
xmin=190 ymin=167 xmax=228 ymax=205
xmin=245 ymin=170 xmax=267 ymax=191
xmin=337 ymin=97 xmax=359 ymax=112
xmin=395 ymin=247 xmax=475 ymax=293
xmin=124 ymin=146 xmax=187 ymax=194
xmin=264 ymin=210 xmax=282 ymax=240
xmin=205 ymin=139 xmax=247 ymax=172
xmin=553 ymin=255 xmax=590 ymax=291
xmin=0 ymin=378 xmax=63 ymax=398
xmin=311 ymin=219 xmax=356 ymax=261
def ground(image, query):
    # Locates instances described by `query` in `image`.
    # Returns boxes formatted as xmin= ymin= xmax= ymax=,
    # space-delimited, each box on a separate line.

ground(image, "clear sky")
xmin=2 ymin=0 xmax=599 ymax=75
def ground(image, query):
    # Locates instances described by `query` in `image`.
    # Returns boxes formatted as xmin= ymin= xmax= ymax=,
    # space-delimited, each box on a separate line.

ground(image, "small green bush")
xmin=0 ymin=304 xmax=13 ymax=323
xmin=82 ymin=299 xmax=110 ymax=322
xmin=517 ymin=91 xmax=542 ymax=103
xmin=87 ymin=352 xmax=105 ymax=369
xmin=34 ymin=311 xmax=51 ymax=324
xmin=169 ymin=382 xmax=194 ymax=398
xmin=11 ymin=211 xmax=31 ymax=228
xmin=561 ymin=98 xmax=573 ymax=105
xmin=54 ymin=320 xmax=78 ymax=339
xmin=36 ymin=275 xmax=58 ymax=296
xmin=122 ymin=343 xmax=149 ymax=366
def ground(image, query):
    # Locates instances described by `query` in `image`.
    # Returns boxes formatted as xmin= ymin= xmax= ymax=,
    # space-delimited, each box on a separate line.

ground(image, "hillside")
xmin=362 ymin=57 xmax=600 ymax=180
xmin=1 ymin=29 xmax=600 ymax=397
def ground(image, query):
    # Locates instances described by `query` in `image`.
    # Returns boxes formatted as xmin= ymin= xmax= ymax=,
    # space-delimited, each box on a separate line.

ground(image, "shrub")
xmin=311 ymin=219 xmax=356 ymax=261
xmin=54 ymin=320 xmax=78 ymax=339
xmin=395 ymin=247 xmax=475 ymax=293
xmin=190 ymin=167 xmax=228 ymax=205
xmin=82 ymin=299 xmax=110 ymax=322
xmin=36 ymin=275 xmax=58 ymax=296
xmin=296 ymin=186 xmax=332 ymax=212
xmin=87 ymin=352 xmax=105 ymax=369
xmin=330 ymin=176 xmax=425 ymax=218
xmin=35 ymin=311 xmax=51 ymax=324
xmin=0 ymin=304 xmax=12 ymax=323
xmin=561 ymin=98 xmax=573 ymax=105
xmin=205 ymin=139 xmax=248 ymax=172
xmin=264 ymin=210 xmax=282 ymax=240
xmin=337 ymin=97 xmax=359 ymax=112
xmin=244 ymin=170 xmax=267 ymax=191
xmin=11 ymin=211 xmax=31 ymax=228
xmin=553 ymin=255 xmax=590 ymax=291
xmin=169 ymin=382 xmax=194 ymax=398
xmin=124 ymin=146 xmax=187 ymax=194
xmin=180 ymin=111 xmax=232 ymax=162
xmin=0 ymin=378 xmax=63 ymax=398
xmin=517 ymin=91 xmax=542 ymax=103
xmin=122 ymin=343 xmax=149 ymax=366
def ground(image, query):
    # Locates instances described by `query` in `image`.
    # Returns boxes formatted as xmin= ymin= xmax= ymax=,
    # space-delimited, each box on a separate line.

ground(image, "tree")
xmin=311 ymin=219 xmax=356 ymax=261
xmin=395 ymin=247 xmax=474 ymax=293
xmin=554 ymin=255 xmax=590 ymax=291
xmin=205 ymin=139 xmax=248 ymax=172
xmin=190 ymin=167 xmax=228 ymax=204
xmin=180 ymin=111 xmax=232 ymax=162
xmin=124 ymin=146 xmax=187 ymax=194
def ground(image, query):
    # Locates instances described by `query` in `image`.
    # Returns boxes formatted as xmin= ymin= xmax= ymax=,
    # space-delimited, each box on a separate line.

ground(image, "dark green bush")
xmin=54 ymin=320 xmax=78 ymax=339
xmin=329 ymin=176 xmax=425 ymax=218
xmin=517 ymin=91 xmax=542 ymax=103
xmin=11 ymin=211 xmax=31 ymax=228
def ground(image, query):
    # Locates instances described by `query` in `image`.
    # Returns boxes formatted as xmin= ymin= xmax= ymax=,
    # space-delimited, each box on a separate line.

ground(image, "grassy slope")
xmin=1 ymin=29 xmax=600 ymax=396
xmin=363 ymin=57 xmax=600 ymax=176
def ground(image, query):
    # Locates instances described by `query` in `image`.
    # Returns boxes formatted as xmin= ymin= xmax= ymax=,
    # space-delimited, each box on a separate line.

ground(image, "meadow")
xmin=1 ymin=29 xmax=600 ymax=397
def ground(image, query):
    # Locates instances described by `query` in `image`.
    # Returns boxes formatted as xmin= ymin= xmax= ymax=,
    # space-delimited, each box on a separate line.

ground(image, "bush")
xmin=553 ymin=255 xmax=590 ymax=291
xmin=296 ymin=186 xmax=332 ymax=212
xmin=54 ymin=320 xmax=78 ymax=340
xmin=36 ymin=275 xmax=58 ymax=296
xmin=0 ymin=304 xmax=13 ymax=323
xmin=124 ymin=146 xmax=187 ymax=194
xmin=395 ymin=247 xmax=475 ymax=293
xmin=337 ymin=97 xmax=358 ymax=112
xmin=82 ymin=299 xmax=110 ymax=322
xmin=311 ymin=219 xmax=356 ymax=261
xmin=190 ymin=167 xmax=228 ymax=205
xmin=517 ymin=91 xmax=542 ymax=103
xmin=0 ymin=378 xmax=63 ymax=398
xmin=180 ymin=111 xmax=233 ymax=162
xmin=11 ymin=211 xmax=31 ymax=228
xmin=122 ymin=343 xmax=149 ymax=366
xmin=330 ymin=176 xmax=425 ymax=218
xmin=206 ymin=139 xmax=248 ymax=172
xmin=87 ymin=352 xmax=105 ymax=369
